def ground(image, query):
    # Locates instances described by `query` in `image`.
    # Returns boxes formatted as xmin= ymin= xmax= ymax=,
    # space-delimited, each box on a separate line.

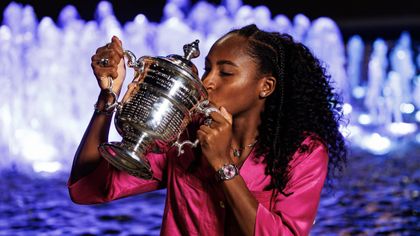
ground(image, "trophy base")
xmin=99 ymin=142 xmax=154 ymax=179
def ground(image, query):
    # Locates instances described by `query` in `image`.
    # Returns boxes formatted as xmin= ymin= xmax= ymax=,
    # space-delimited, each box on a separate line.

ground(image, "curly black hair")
xmin=226 ymin=24 xmax=347 ymax=195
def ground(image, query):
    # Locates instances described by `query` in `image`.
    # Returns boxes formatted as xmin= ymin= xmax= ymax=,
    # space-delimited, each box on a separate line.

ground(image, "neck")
xmin=231 ymin=109 xmax=261 ymax=149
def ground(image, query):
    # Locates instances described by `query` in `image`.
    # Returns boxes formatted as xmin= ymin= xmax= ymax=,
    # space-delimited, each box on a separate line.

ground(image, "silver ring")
xmin=99 ymin=58 xmax=109 ymax=67
xmin=204 ymin=118 xmax=212 ymax=127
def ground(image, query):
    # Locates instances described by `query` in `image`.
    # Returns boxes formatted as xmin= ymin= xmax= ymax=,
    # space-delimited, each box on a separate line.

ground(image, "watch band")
xmin=215 ymin=163 xmax=239 ymax=182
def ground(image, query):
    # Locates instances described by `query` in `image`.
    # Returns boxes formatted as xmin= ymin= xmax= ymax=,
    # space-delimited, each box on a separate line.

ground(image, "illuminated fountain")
xmin=0 ymin=1 xmax=418 ymax=174
xmin=346 ymin=35 xmax=364 ymax=98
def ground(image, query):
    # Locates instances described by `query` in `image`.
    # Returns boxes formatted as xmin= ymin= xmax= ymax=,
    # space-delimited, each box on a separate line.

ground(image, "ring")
xmin=204 ymin=118 xmax=212 ymax=127
xmin=99 ymin=58 xmax=109 ymax=67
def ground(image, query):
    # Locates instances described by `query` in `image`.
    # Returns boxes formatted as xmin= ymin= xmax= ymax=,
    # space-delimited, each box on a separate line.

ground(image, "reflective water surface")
xmin=1 ymin=145 xmax=419 ymax=235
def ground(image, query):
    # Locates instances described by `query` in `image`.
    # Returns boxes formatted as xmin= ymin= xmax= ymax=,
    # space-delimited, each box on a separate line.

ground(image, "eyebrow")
xmin=205 ymin=57 xmax=238 ymax=67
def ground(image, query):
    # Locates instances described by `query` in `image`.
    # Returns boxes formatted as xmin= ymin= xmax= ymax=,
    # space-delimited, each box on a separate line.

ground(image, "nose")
xmin=201 ymin=73 xmax=215 ymax=92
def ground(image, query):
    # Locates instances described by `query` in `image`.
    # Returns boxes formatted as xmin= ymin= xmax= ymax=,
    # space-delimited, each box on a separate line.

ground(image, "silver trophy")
xmin=98 ymin=40 xmax=217 ymax=179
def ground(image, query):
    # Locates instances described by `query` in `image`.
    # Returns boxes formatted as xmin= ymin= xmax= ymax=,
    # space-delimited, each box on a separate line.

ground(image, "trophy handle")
xmin=196 ymin=100 xmax=220 ymax=117
xmin=172 ymin=100 xmax=220 ymax=156
xmin=103 ymin=50 xmax=145 ymax=113
xmin=173 ymin=138 xmax=200 ymax=156
xmin=124 ymin=50 xmax=145 ymax=71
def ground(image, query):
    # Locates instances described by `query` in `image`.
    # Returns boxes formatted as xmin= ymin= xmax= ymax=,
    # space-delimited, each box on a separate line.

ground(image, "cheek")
xmin=217 ymin=81 xmax=259 ymax=112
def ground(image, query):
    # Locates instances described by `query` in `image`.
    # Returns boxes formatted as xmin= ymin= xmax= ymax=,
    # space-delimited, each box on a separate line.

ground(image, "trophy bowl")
xmin=98 ymin=40 xmax=215 ymax=179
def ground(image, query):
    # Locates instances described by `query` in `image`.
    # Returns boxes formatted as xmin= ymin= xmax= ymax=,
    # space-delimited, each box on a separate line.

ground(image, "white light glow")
xmin=358 ymin=114 xmax=372 ymax=125
xmin=386 ymin=122 xmax=417 ymax=136
xmin=361 ymin=133 xmax=392 ymax=155
xmin=148 ymin=99 xmax=171 ymax=129
xmin=135 ymin=14 xmax=147 ymax=24
xmin=169 ymin=80 xmax=182 ymax=96
xmin=15 ymin=129 xmax=58 ymax=162
xmin=352 ymin=86 xmax=365 ymax=99
xmin=339 ymin=125 xmax=349 ymax=138
xmin=342 ymin=103 xmax=353 ymax=115
xmin=400 ymin=103 xmax=415 ymax=114
xmin=33 ymin=161 xmax=62 ymax=173
xmin=0 ymin=25 xmax=12 ymax=41
xmin=397 ymin=50 xmax=405 ymax=59
xmin=343 ymin=124 xmax=362 ymax=139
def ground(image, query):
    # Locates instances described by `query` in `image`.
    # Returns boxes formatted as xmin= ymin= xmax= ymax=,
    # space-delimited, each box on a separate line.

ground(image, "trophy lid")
xmin=159 ymin=40 xmax=200 ymax=81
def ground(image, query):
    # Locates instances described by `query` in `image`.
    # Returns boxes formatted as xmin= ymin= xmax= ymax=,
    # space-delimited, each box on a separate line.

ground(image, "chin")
xmin=207 ymin=99 xmax=219 ymax=108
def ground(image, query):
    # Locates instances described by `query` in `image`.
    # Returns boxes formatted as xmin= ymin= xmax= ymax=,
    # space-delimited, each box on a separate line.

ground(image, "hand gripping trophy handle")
xmin=172 ymin=100 xmax=220 ymax=156
xmin=98 ymin=50 xmax=144 ymax=113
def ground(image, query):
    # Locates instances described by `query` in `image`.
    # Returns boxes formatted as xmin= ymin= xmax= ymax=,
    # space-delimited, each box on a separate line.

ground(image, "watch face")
xmin=223 ymin=165 xmax=236 ymax=178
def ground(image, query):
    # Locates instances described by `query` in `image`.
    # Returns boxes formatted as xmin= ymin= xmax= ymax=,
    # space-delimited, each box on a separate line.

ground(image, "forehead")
xmin=206 ymin=34 xmax=250 ymax=63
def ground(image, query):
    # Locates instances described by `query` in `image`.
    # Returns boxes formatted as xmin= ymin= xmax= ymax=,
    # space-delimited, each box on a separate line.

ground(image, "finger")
xmin=91 ymin=59 xmax=118 ymax=72
xmin=197 ymin=127 xmax=215 ymax=140
xmin=95 ymin=43 xmax=115 ymax=54
xmin=112 ymin=35 xmax=122 ymax=47
xmin=196 ymin=130 xmax=208 ymax=145
xmin=93 ymin=49 xmax=118 ymax=60
xmin=91 ymin=60 xmax=118 ymax=75
xmin=95 ymin=41 xmax=123 ymax=60
xmin=199 ymin=124 xmax=213 ymax=133
xmin=111 ymin=36 xmax=124 ymax=57
xmin=92 ymin=66 xmax=118 ymax=80
xmin=208 ymin=111 xmax=229 ymax=124
xmin=110 ymin=70 xmax=118 ymax=79
xmin=92 ymin=55 xmax=118 ymax=66
xmin=92 ymin=52 xmax=120 ymax=69
xmin=95 ymin=45 xmax=108 ymax=54
xmin=220 ymin=106 xmax=232 ymax=125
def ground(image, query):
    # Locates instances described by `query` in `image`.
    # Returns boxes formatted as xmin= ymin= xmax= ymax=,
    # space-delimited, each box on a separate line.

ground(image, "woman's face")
xmin=202 ymin=34 xmax=263 ymax=116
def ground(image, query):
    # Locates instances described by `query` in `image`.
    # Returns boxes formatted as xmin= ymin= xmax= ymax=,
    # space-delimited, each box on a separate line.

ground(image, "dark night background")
xmin=1 ymin=0 xmax=420 ymax=41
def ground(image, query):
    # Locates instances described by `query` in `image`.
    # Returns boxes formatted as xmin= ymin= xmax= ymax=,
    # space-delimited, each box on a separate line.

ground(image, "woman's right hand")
xmin=91 ymin=36 xmax=126 ymax=97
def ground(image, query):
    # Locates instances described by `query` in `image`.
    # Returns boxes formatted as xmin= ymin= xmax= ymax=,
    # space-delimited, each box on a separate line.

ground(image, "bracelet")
xmin=94 ymin=77 xmax=119 ymax=116
xmin=94 ymin=102 xmax=115 ymax=116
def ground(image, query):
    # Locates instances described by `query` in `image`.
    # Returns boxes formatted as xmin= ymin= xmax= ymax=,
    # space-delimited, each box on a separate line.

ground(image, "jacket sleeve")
xmin=254 ymin=142 xmax=329 ymax=236
xmin=67 ymin=151 xmax=168 ymax=205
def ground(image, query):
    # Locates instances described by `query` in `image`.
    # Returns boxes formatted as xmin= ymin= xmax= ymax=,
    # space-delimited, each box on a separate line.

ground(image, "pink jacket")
xmin=68 ymin=136 xmax=328 ymax=235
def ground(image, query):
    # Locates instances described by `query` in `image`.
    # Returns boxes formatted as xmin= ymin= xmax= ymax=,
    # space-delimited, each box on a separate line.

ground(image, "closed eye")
xmin=220 ymin=71 xmax=233 ymax=77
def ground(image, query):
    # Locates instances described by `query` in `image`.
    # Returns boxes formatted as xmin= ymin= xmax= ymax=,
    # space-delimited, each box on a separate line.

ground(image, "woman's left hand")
xmin=197 ymin=107 xmax=234 ymax=171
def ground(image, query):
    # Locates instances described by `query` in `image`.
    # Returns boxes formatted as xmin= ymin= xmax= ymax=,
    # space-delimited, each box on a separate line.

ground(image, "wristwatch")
xmin=215 ymin=164 xmax=239 ymax=182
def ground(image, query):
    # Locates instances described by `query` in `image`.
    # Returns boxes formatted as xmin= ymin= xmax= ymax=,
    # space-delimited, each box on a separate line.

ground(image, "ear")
xmin=258 ymin=76 xmax=276 ymax=98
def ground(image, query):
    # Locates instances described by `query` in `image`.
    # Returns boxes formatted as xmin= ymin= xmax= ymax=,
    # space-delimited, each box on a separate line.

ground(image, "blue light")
xmin=386 ymin=122 xmax=417 ymax=136
xmin=400 ymin=103 xmax=415 ymax=114
xmin=343 ymin=103 xmax=353 ymax=115
xmin=360 ymin=133 xmax=392 ymax=155
xmin=358 ymin=114 xmax=372 ymax=125
xmin=352 ymin=86 xmax=365 ymax=99
xmin=0 ymin=0 xmax=418 ymax=170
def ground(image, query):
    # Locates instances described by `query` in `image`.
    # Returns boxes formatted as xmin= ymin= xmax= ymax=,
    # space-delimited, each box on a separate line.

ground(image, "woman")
xmin=69 ymin=24 xmax=347 ymax=235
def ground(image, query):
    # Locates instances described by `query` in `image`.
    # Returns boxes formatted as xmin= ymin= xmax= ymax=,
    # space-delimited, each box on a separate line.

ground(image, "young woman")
xmin=69 ymin=24 xmax=347 ymax=236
